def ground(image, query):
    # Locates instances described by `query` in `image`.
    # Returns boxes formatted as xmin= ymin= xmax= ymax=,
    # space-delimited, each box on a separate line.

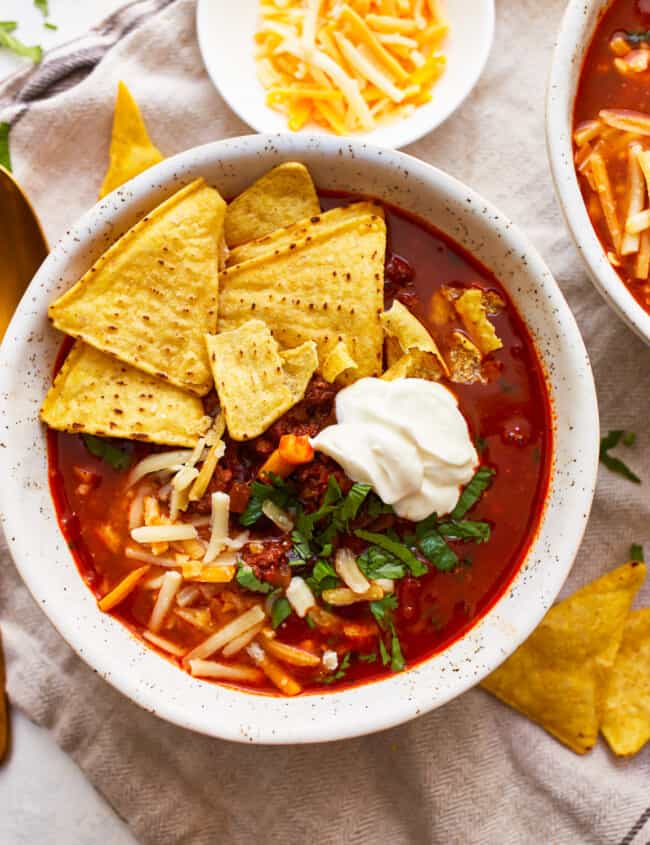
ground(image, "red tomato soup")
xmin=47 ymin=194 xmax=552 ymax=696
xmin=574 ymin=0 xmax=650 ymax=313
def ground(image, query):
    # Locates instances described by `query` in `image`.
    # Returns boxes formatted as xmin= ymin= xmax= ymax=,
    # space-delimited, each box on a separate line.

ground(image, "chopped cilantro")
xmin=305 ymin=614 xmax=316 ymax=629
xmin=630 ymin=543 xmax=645 ymax=562
xmin=366 ymin=493 xmax=394 ymax=518
xmin=271 ymin=596 xmax=292 ymax=629
xmin=0 ymin=25 xmax=42 ymax=63
xmin=236 ymin=563 xmax=273 ymax=594
xmin=476 ymin=436 xmax=487 ymax=453
xmin=358 ymin=652 xmax=377 ymax=663
xmin=34 ymin=0 xmax=49 ymax=15
xmin=599 ymin=430 xmax=641 ymax=484
xmin=354 ymin=528 xmax=427 ymax=576
xmin=0 ymin=123 xmax=10 ymax=172
xmin=452 ymin=466 xmax=495 ymax=519
xmin=437 ymin=518 xmax=490 ymax=543
xmin=338 ymin=482 xmax=371 ymax=523
xmin=321 ymin=651 xmax=351 ymax=684
xmin=44 ymin=22 xmax=57 ymax=30
xmin=82 ymin=434 xmax=132 ymax=471
xmin=357 ymin=545 xmax=407 ymax=580
xmin=306 ymin=559 xmax=339 ymax=595
xmin=370 ymin=595 xmax=404 ymax=672
xmin=240 ymin=473 xmax=297 ymax=526
xmin=416 ymin=521 xmax=458 ymax=572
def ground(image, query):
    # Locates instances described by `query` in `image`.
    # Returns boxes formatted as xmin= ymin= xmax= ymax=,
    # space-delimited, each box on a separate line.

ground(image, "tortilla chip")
xmin=219 ymin=208 xmax=385 ymax=383
xmin=40 ymin=342 xmax=209 ymax=447
xmin=381 ymin=300 xmax=448 ymax=376
xmin=322 ymin=340 xmax=358 ymax=383
xmin=49 ymin=179 xmax=226 ymax=396
xmin=454 ymin=288 xmax=503 ymax=355
xmin=99 ymin=82 xmax=164 ymax=199
xmin=481 ymin=561 xmax=647 ymax=754
xmin=225 ymin=162 xmax=320 ymax=248
xmin=205 ymin=320 xmax=317 ymax=440
xmin=447 ymin=331 xmax=484 ymax=384
xmin=601 ymin=608 xmax=650 ymax=756
xmin=227 ymin=202 xmax=380 ymax=267
xmin=381 ymin=349 xmax=444 ymax=381
xmin=281 ymin=341 xmax=319 ymax=397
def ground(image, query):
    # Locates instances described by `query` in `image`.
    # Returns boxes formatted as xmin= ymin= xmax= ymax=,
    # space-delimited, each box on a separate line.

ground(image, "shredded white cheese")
xmin=286 ymin=576 xmax=315 ymax=618
xmin=131 ymin=524 xmax=198 ymax=544
xmin=128 ymin=450 xmax=193 ymax=487
xmin=184 ymin=605 xmax=266 ymax=662
xmin=203 ymin=491 xmax=230 ymax=563
xmin=373 ymin=578 xmax=395 ymax=593
xmin=148 ymin=571 xmax=183 ymax=633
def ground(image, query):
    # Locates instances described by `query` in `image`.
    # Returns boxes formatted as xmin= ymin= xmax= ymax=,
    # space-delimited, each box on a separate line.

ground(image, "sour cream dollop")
xmin=311 ymin=378 xmax=478 ymax=522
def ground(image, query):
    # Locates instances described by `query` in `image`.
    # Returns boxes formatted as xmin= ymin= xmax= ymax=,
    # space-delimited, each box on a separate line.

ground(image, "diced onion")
xmin=335 ymin=548 xmax=370 ymax=593
xmin=261 ymin=500 xmax=294 ymax=532
xmin=322 ymin=649 xmax=338 ymax=671
xmin=131 ymin=524 xmax=198 ymax=544
xmin=148 ymin=570 xmax=183 ymax=633
xmin=285 ymin=576 xmax=315 ymax=618
xmin=184 ymin=605 xmax=266 ymax=662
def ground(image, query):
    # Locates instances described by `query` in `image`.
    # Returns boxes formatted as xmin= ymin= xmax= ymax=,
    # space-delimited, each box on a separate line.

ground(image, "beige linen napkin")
xmin=1 ymin=1 xmax=649 ymax=843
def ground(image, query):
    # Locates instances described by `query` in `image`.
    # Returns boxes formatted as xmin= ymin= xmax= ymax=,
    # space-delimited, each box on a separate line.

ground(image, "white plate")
xmin=196 ymin=0 xmax=494 ymax=148
xmin=0 ymin=134 xmax=598 ymax=744
xmin=547 ymin=0 xmax=650 ymax=345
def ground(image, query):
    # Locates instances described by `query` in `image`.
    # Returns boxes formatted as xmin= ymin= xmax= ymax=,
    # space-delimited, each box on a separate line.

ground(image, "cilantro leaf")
xmin=630 ymin=543 xmax=645 ymax=562
xmin=0 ymin=123 xmax=10 ymax=172
xmin=82 ymin=434 xmax=132 ymax=470
xmin=306 ymin=559 xmax=339 ymax=595
xmin=370 ymin=596 xmax=404 ymax=672
xmin=44 ymin=21 xmax=57 ymax=30
xmin=236 ymin=564 xmax=273 ymax=594
xmin=416 ymin=525 xmax=458 ymax=572
xmin=437 ymin=519 xmax=491 ymax=543
xmin=354 ymin=529 xmax=427 ymax=576
xmin=358 ymin=652 xmax=377 ymax=663
xmin=599 ymin=430 xmax=641 ymax=484
xmin=0 ymin=27 xmax=42 ymax=62
xmin=34 ymin=0 xmax=49 ymax=16
xmin=0 ymin=22 xmax=17 ymax=32
xmin=366 ymin=493 xmax=394 ymax=519
xmin=357 ymin=546 xmax=407 ymax=580
xmin=240 ymin=473 xmax=297 ymax=526
xmin=321 ymin=651 xmax=351 ymax=684
xmin=271 ymin=596 xmax=292 ymax=628
xmin=452 ymin=466 xmax=495 ymax=519
xmin=338 ymin=482 xmax=372 ymax=523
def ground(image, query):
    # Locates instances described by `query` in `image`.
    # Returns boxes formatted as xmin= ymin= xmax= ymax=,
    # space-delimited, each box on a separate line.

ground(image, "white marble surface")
xmin=1 ymin=6 xmax=139 ymax=843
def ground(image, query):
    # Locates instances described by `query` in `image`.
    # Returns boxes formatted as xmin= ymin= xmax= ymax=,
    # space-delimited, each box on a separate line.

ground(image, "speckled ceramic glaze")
xmin=547 ymin=0 xmax=650 ymax=345
xmin=0 ymin=136 xmax=598 ymax=744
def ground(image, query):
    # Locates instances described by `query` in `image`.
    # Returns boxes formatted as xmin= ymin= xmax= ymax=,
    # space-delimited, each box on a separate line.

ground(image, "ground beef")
xmin=293 ymin=453 xmax=351 ymax=507
xmin=241 ymin=538 xmax=292 ymax=588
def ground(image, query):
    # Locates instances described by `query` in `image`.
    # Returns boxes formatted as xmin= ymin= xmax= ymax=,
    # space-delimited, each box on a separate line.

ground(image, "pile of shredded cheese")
xmin=255 ymin=0 xmax=448 ymax=134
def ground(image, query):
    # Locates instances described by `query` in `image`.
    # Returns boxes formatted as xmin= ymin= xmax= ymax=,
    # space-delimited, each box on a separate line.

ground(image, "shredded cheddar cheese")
xmin=255 ymin=0 xmax=448 ymax=134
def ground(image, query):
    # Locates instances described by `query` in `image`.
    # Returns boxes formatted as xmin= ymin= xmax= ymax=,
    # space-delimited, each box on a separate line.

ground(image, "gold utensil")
xmin=0 ymin=165 xmax=48 ymax=341
xmin=0 ymin=165 xmax=48 ymax=761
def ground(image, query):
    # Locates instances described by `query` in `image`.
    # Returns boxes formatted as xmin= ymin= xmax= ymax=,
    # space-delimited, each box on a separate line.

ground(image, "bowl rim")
xmin=195 ymin=0 xmax=496 ymax=150
xmin=546 ymin=0 xmax=650 ymax=345
xmin=0 ymin=133 xmax=599 ymax=744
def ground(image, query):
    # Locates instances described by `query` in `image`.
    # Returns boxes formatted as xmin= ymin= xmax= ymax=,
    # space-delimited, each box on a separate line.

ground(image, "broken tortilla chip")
xmin=381 ymin=300 xmax=448 ymax=376
xmin=225 ymin=162 xmax=320 ymax=248
xmin=447 ymin=331 xmax=484 ymax=384
xmin=280 ymin=341 xmax=319 ymax=397
xmin=219 ymin=208 xmax=385 ymax=383
xmin=381 ymin=349 xmax=444 ymax=381
xmin=322 ymin=340 xmax=358 ymax=383
xmin=99 ymin=81 xmax=164 ymax=199
xmin=601 ymin=608 xmax=650 ymax=756
xmin=454 ymin=288 xmax=503 ymax=355
xmin=481 ymin=561 xmax=647 ymax=754
xmin=226 ymin=202 xmax=380 ymax=267
xmin=40 ymin=342 xmax=209 ymax=447
xmin=205 ymin=320 xmax=317 ymax=440
xmin=49 ymin=179 xmax=225 ymax=396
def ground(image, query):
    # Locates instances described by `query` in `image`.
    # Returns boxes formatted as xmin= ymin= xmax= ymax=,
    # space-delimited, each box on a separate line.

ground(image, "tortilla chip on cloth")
xmin=480 ymin=561 xmax=647 ymax=754
xmin=224 ymin=162 xmax=320 ymax=248
xmin=41 ymin=342 xmax=209 ymax=448
xmin=601 ymin=608 xmax=650 ymax=756
xmin=99 ymin=82 xmax=164 ymax=199
xmin=48 ymin=178 xmax=226 ymax=396
xmin=205 ymin=320 xmax=317 ymax=440
xmin=219 ymin=205 xmax=385 ymax=383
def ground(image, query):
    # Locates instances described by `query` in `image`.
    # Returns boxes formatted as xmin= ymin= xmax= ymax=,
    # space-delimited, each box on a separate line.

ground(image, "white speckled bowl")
xmin=547 ymin=0 xmax=650 ymax=344
xmin=0 ymin=135 xmax=598 ymax=744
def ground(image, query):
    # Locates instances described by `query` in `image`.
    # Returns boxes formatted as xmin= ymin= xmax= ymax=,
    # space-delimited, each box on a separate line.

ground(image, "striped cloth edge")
xmin=0 ymin=0 xmax=177 ymax=126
